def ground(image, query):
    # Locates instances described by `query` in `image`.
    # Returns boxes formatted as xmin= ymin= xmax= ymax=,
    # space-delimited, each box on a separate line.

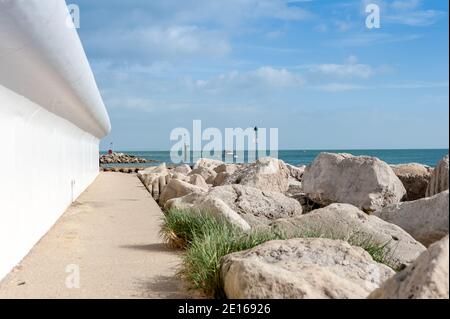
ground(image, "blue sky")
xmin=72 ymin=0 xmax=449 ymax=151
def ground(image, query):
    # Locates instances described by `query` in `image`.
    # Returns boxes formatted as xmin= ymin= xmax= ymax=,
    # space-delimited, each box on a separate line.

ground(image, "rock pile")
xmin=100 ymin=152 xmax=149 ymax=164
xmin=138 ymin=153 xmax=449 ymax=299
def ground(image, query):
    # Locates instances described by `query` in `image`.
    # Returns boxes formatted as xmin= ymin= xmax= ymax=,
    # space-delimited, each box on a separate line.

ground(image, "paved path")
xmin=0 ymin=172 xmax=191 ymax=299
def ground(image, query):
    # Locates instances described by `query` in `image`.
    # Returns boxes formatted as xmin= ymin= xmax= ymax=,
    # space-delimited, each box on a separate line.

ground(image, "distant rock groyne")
xmin=100 ymin=152 xmax=152 ymax=164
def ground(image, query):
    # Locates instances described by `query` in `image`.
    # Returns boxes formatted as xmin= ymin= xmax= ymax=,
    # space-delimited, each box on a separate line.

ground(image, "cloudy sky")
xmin=72 ymin=0 xmax=449 ymax=151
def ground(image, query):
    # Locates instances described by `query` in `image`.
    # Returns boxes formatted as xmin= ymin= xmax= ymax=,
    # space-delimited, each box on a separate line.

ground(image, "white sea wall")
xmin=0 ymin=0 xmax=110 ymax=279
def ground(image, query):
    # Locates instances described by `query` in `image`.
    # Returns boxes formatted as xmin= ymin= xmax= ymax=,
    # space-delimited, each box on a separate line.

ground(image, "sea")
xmin=100 ymin=149 xmax=449 ymax=168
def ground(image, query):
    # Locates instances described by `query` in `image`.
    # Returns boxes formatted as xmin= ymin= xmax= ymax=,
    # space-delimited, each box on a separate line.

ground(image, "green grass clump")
xmin=159 ymin=210 xmax=225 ymax=249
xmin=183 ymin=227 xmax=289 ymax=298
xmin=160 ymin=210 xmax=396 ymax=298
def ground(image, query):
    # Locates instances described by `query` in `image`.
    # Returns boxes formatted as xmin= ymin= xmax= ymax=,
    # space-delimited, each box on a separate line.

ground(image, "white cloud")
xmin=387 ymin=10 xmax=446 ymax=26
xmin=391 ymin=0 xmax=421 ymax=10
xmin=313 ymin=83 xmax=369 ymax=92
xmin=193 ymin=67 xmax=304 ymax=92
xmin=311 ymin=56 xmax=374 ymax=79
xmin=85 ymin=25 xmax=230 ymax=62
xmin=382 ymin=82 xmax=449 ymax=89
xmin=330 ymin=32 xmax=422 ymax=47
xmin=385 ymin=0 xmax=446 ymax=26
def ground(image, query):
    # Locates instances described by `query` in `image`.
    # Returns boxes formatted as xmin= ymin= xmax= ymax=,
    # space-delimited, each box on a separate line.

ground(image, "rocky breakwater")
xmin=138 ymin=153 xmax=449 ymax=299
xmin=100 ymin=152 xmax=150 ymax=164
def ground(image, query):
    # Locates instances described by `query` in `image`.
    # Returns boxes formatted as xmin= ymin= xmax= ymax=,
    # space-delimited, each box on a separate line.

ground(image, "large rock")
xmin=214 ymin=163 xmax=238 ymax=174
xmin=271 ymin=203 xmax=425 ymax=267
xmin=426 ymin=155 xmax=449 ymax=197
xmin=369 ymin=236 xmax=449 ymax=299
xmin=391 ymin=163 xmax=432 ymax=201
xmin=168 ymin=195 xmax=251 ymax=231
xmin=213 ymin=172 xmax=232 ymax=187
xmin=137 ymin=164 xmax=171 ymax=201
xmin=193 ymin=158 xmax=223 ymax=170
xmin=374 ymin=190 xmax=449 ymax=247
xmin=221 ymin=238 xmax=395 ymax=299
xmin=165 ymin=184 xmax=302 ymax=229
xmin=223 ymin=157 xmax=290 ymax=193
xmin=173 ymin=164 xmax=192 ymax=175
xmin=189 ymin=174 xmax=209 ymax=190
xmin=302 ymin=153 xmax=406 ymax=212
xmin=189 ymin=166 xmax=217 ymax=184
xmin=159 ymin=178 xmax=207 ymax=207
xmin=171 ymin=172 xmax=189 ymax=182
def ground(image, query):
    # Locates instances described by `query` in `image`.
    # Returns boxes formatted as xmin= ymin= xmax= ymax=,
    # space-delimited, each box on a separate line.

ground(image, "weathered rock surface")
xmin=137 ymin=164 xmax=171 ymax=201
xmin=223 ymin=157 xmax=290 ymax=193
xmin=426 ymin=155 xmax=449 ymax=197
xmin=213 ymin=172 xmax=232 ymax=187
xmin=391 ymin=163 xmax=432 ymax=201
xmin=286 ymin=164 xmax=306 ymax=181
xmin=171 ymin=172 xmax=189 ymax=182
xmin=173 ymin=164 xmax=192 ymax=175
xmin=302 ymin=153 xmax=406 ymax=212
xmin=102 ymin=167 xmax=141 ymax=174
xmin=271 ymin=203 xmax=425 ymax=267
xmin=165 ymin=184 xmax=302 ymax=229
xmin=214 ymin=163 xmax=238 ymax=174
xmin=100 ymin=152 xmax=149 ymax=164
xmin=374 ymin=190 xmax=449 ymax=247
xmin=369 ymin=236 xmax=449 ymax=299
xmin=286 ymin=178 xmax=303 ymax=195
xmin=189 ymin=174 xmax=209 ymax=190
xmin=189 ymin=166 xmax=217 ymax=184
xmin=221 ymin=238 xmax=395 ymax=299
xmin=193 ymin=158 xmax=223 ymax=171
xmin=159 ymin=178 xmax=207 ymax=206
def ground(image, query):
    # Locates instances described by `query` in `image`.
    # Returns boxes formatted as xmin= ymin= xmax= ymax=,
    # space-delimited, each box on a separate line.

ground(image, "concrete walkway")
xmin=0 ymin=172 xmax=191 ymax=299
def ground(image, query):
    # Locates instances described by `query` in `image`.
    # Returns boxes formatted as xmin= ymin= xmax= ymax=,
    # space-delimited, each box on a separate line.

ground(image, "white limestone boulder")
xmin=223 ymin=157 xmax=290 ymax=193
xmin=221 ymin=238 xmax=395 ymax=299
xmin=193 ymin=158 xmax=223 ymax=170
xmin=391 ymin=163 xmax=432 ymax=201
xmin=173 ymin=164 xmax=192 ymax=175
xmin=286 ymin=178 xmax=303 ymax=196
xmin=137 ymin=163 xmax=171 ymax=201
xmin=213 ymin=172 xmax=232 ymax=187
xmin=189 ymin=166 xmax=217 ymax=185
xmin=189 ymin=174 xmax=209 ymax=190
xmin=271 ymin=203 xmax=425 ymax=267
xmin=374 ymin=190 xmax=449 ymax=247
xmin=426 ymin=155 xmax=449 ymax=197
xmin=165 ymin=185 xmax=302 ymax=229
xmin=159 ymin=178 xmax=207 ymax=207
xmin=302 ymin=153 xmax=406 ymax=212
xmin=285 ymin=164 xmax=306 ymax=181
xmin=214 ymin=163 xmax=238 ymax=174
xmin=369 ymin=236 xmax=449 ymax=299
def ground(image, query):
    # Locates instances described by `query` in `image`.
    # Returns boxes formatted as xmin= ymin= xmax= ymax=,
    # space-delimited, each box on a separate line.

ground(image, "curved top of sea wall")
xmin=0 ymin=0 xmax=111 ymax=138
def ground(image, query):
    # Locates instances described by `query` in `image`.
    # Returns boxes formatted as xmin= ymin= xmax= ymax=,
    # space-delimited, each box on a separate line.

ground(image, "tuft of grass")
xmin=161 ymin=210 xmax=398 ymax=298
xmin=160 ymin=210 xmax=225 ymax=249
xmin=182 ymin=227 xmax=288 ymax=298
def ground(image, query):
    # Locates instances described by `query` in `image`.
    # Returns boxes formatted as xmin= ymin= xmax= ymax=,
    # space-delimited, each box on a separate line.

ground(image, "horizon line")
xmin=100 ymin=148 xmax=450 ymax=152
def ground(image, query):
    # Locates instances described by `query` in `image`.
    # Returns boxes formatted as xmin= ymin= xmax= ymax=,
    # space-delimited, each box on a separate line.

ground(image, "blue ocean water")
xmin=101 ymin=149 xmax=449 ymax=167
